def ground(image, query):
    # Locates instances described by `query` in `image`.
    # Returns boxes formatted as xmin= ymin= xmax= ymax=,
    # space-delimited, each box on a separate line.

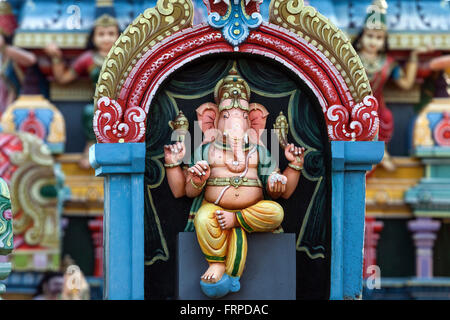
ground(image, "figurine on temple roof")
xmin=164 ymin=65 xmax=305 ymax=299
xmin=0 ymin=0 xmax=36 ymax=115
xmin=352 ymin=0 xmax=431 ymax=171
xmin=44 ymin=3 xmax=120 ymax=169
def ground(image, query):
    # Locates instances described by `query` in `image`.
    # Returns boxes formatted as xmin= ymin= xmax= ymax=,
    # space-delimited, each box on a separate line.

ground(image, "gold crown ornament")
xmin=94 ymin=14 xmax=119 ymax=28
xmin=214 ymin=63 xmax=251 ymax=113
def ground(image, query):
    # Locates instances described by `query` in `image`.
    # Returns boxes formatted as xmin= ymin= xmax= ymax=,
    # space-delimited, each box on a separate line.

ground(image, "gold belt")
xmin=207 ymin=176 xmax=263 ymax=188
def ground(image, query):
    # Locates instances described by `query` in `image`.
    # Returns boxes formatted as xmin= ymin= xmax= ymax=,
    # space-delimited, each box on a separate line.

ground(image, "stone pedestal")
xmin=408 ymin=218 xmax=441 ymax=278
xmin=177 ymin=232 xmax=296 ymax=300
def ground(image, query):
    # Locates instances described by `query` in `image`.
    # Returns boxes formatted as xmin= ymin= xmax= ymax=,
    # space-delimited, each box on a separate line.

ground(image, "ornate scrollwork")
xmin=0 ymin=132 xmax=58 ymax=250
xmin=94 ymin=97 xmax=146 ymax=143
xmin=94 ymin=0 xmax=194 ymax=109
xmin=269 ymin=0 xmax=372 ymax=104
xmin=326 ymin=96 xmax=379 ymax=141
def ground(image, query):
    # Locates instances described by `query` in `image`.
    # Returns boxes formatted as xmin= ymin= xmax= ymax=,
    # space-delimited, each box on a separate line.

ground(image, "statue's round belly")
xmin=204 ymin=186 xmax=264 ymax=210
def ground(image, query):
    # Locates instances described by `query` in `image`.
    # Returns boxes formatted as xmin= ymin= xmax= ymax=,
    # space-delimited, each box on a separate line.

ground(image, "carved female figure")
xmin=0 ymin=0 xmax=36 ymax=114
xmin=164 ymin=66 xmax=305 ymax=298
xmin=44 ymin=14 xmax=120 ymax=168
xmin=353 ymin=0 xmax=429 ymax=170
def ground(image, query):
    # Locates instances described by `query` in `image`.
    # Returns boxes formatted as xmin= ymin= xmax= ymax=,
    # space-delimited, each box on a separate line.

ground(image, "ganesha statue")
xmin=164 ymin=65 xmax=304 ymax=299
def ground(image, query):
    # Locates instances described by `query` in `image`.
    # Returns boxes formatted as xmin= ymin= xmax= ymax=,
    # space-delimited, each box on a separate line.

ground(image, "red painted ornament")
xmin=434 ymin=112 xmax=450 ymax=147
xmin=94 ymin=23 xmax=379 ymax=143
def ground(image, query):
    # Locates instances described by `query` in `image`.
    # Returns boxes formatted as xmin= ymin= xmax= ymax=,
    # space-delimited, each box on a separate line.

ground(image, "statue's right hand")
xmin=187 ymin=161 xmax=210 ymax=186
xmin=164 ymin=142 xmax=186 ymax=165
xmin=44 ymin=43 xmax=63 ymax=58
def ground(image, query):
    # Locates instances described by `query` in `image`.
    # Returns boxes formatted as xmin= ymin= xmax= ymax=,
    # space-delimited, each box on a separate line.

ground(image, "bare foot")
xmin=201 ymin=262 xmax=226 ymax=283
xmin=215 ymin=210 xmax=238 ymax=230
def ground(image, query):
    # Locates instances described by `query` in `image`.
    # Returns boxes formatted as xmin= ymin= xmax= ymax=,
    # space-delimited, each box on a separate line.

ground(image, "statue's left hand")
xmin=284 ymin=143 xmax=305 ymax=166
xmin=268 ymin=172 xmax=288 ymax=194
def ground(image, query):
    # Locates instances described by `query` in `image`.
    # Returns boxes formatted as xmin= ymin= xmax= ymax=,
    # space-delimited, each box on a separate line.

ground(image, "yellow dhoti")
xmin=194 ymin=200 xmax=284 ymax=278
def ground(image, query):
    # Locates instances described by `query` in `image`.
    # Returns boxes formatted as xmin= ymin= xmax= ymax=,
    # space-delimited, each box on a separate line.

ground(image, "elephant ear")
xmin=196 ymin=102 xmax=219 ymax=143
xmin=248 ymin=103 xmax=269 ymax=144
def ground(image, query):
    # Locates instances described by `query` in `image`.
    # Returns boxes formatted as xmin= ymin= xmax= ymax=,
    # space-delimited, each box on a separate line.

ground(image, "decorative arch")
xmin=90 ymin=0 xmax=386 ymax=300
xmin=93 ymin=0 xmax=379 ymax=145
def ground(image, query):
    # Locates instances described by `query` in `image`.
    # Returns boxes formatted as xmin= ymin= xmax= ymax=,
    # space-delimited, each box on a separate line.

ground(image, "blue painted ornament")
xmin=208 ymin=0 xmax=263 ymax=48
xmin=200 ymin=274 xmax=241 ymax=298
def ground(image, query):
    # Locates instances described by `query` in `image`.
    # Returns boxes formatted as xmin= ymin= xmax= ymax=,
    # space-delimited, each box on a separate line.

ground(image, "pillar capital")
xmin=90 ymin=143 xmax=146 ymax=176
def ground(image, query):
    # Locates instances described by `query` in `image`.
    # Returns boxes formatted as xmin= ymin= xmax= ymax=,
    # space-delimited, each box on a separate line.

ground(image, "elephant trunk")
xmin=225 ymin=133 xmax=247 ymax=173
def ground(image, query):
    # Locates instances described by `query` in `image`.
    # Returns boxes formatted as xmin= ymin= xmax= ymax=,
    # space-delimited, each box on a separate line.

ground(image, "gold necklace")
xmin=360 ymin=54 xmax=385 ymax=78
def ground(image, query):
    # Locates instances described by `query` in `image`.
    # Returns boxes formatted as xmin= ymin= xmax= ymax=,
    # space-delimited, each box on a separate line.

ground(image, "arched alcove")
xmin=143 ymin=55 xmax=332 ymax=299
xmin=90 ymin=0 xmax=384 ymax=300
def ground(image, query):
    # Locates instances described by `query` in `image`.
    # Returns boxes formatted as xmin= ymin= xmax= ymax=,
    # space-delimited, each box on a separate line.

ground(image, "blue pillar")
xmin=90 ymin=143 xmax=146 ymax=300
xmin=330 ymin=141 xmax=384 ymax=300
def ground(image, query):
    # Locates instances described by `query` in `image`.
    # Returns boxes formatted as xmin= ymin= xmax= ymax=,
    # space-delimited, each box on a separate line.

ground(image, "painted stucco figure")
xmin=0 ymin=0 xmax=36 ymax=115
xmin=44 ymin=12 xmax=120 ymax=168
xmin=353 ymin=0 xmax=430 ymax=171
xmin=164 ymin=66 xmax=305 ymax=298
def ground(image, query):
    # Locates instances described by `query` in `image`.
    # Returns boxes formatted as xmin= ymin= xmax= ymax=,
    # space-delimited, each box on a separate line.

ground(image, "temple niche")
xmin=0 ymin=0 xmax=448 ymax=302
xmin=91 ymin=0 xmax=383 ymax=300
xmin=145 ymin=57 xmax=332 ymax=299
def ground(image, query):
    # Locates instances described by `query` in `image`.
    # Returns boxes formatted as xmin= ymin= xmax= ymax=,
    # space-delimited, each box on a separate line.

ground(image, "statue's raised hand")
xmin=285 ymin=143 xmax=305 ymax=166
xmin=187 ymin=161 xmax=211 ymax=186
xmin=164 ymin=141 xmax=186 ymax=165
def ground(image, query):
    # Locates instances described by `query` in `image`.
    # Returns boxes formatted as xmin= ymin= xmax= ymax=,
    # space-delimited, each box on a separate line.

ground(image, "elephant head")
xmin=195 ymin=65 xmax=269 ymax=172
xmin=196 ymin=101 xmax=269 ymax=146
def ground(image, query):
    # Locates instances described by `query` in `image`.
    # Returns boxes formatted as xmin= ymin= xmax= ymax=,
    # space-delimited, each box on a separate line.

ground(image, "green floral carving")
xmin=0 ymin=178 xmax=13 ymax=256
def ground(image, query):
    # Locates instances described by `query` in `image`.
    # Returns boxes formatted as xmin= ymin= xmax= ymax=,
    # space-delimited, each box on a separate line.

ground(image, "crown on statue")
xmin=214 ymin=64 xmax=251 ymax=112
xmin=94 ymin=13 xmax=118 ymax=28
xmin=364 ymin=0 xmax=388 ymax=31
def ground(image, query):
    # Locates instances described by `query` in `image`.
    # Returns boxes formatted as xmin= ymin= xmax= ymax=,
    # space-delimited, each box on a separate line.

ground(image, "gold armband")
xmin=164 ymin=161 xmax=182 ymax=168
xmin=288 ymin=163 xmax=303 ymax=171
xmin=190 ymin=179 xmax=206 ymax=190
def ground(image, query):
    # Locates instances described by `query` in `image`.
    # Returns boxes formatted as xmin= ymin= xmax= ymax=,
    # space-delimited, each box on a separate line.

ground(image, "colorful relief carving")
xmin=413 ymin=98 xmax=450 ymax=149
xmin=93 ymin=0 xmax=379 ymax=145
xmin=0 ymin=132 xmax=60 ymax=271
xmin=163 ymin=65 xmax=305 ymax=298
xmin=44 ymin=2 xmax=120 ymax=168
xmin=0 ymin=177 xmax=12 ymax=298
xmin=0 ymin=177 xmax=12 ymax=255
xmin=353 ymin=0 xmax=432 ymax=171
xmin=0 ymin=95 xmax=66 ymax=154
xmin=206 ymin=0 xmax=263 ymax=47
xmin=0 ymin=0 xmax=37 ymax=115
xmin=433 ymin=112 xmax=450 ymax=147
xmin=92 ymin=0 xmax=382 ymax=300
